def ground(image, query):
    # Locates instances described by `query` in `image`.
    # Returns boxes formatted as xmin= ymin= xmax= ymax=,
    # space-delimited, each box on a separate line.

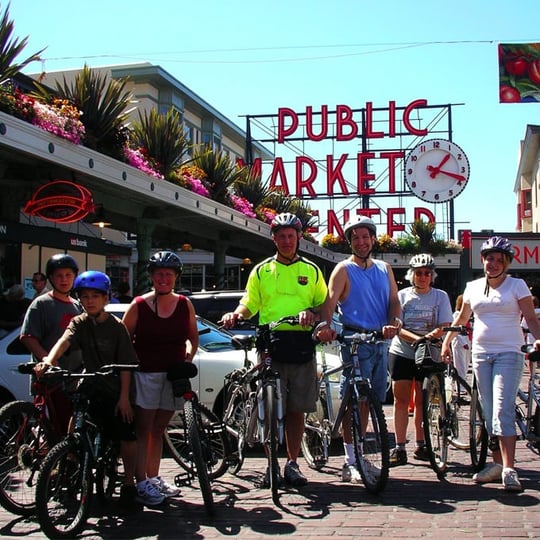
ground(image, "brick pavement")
xmin=0 ymin=432 xmax=539 ymax=539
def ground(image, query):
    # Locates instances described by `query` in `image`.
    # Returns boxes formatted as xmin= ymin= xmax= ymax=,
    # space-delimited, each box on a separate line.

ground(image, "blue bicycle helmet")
xmin=73 ymin=271 xmax=111 ymax=296
xmin=480 ymin=236 xmax=514 ymax=261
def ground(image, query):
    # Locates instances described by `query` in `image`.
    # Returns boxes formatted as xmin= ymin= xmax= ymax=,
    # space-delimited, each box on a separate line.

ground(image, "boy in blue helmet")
xmin=35 ymin=270 xmax=140 ymax=513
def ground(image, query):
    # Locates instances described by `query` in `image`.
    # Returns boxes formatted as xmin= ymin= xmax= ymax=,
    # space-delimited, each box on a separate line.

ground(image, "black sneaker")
xmin=284 ymin=461 xmax=308 ymax=487
xmin=118 ymin=485 xmax=142 ymax=515
xmin=260 ymin=466 xmax=282 ymax=488
xmin=389 ymin=448 xmax=407 ymax=467
xmin=413 ymin=445 xmax=431 ymax=461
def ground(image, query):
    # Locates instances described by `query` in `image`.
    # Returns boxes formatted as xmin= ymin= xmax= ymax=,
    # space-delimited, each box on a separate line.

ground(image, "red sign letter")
xmin=277 ymin=107 xmax=298 ymax=143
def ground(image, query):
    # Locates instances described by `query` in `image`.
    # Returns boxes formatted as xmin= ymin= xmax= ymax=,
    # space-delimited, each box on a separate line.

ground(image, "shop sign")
xmin=23 ymin=180 xmax=95 ymax=223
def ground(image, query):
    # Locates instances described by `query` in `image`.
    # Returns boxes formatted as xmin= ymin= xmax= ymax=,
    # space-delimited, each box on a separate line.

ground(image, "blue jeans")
xmin=340 ymin=340 xmax=388 ymax=403
xmin=473 ymin=351 xmax=524 ymax=437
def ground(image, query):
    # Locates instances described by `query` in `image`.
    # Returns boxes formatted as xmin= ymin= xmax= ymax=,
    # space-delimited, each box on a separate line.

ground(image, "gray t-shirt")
xmin=20 ymin=292 xmax=83 ymax=371
xmin=389 ymin=286 xmax=453 ymax=359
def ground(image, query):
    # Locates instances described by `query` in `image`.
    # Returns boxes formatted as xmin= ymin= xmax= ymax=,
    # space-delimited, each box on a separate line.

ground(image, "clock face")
xmin=404 ymin=138 xmax=470 ymax=203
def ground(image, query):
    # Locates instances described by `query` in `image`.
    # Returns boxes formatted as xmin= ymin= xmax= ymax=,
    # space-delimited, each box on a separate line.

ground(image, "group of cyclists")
xmin=6 ymin=212 xmax=540 ymax=527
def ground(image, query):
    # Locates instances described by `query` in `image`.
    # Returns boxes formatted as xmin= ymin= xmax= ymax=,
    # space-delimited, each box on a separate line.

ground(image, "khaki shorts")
xmin=134 ymin=371 xmax=179 ymax=411
xmin=272 ymin=359 xmax=318 ymax=414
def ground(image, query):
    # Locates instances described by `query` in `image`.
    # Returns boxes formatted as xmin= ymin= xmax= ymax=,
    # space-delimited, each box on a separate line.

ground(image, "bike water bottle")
xmin=445 ymin=373 xmax=453 ymax=403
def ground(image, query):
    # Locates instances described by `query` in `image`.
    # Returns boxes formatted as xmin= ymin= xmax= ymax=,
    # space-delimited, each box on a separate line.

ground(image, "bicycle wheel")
xmin=422 ymin=372 xmax=449 ymax=477
xmin=301 ymin=397 xmax=330 ymax=471
xmin=95 ymin=438 xmax=120 ymax=504
xmin=165 ymin=402 xmax=229 ymax=479
xmin=222 ymin=389 xmax=251 ymax=475
xmin=448 ymin=374 xmax=472 ymax=450
xmin=350 ymin=383 xmax=389 ymax=493
xmin=183 ymin=400 xmax=214 ymax=515
xmin=263 ymin=383 xmax=280 ymax=504
xmin=35 ymin=437 xmax=92 ymax=538
xmin=0 ymin=400 xmax=55 ymax=516
xmin=469 ymin=384 xmax=488 ymax=471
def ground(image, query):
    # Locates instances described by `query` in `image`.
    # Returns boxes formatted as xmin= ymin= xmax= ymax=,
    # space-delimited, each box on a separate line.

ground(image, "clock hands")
xmin=427 ymin=154 xmax=450 ymax=178
xmin=436 ymin=169 xmax=466 ymax=182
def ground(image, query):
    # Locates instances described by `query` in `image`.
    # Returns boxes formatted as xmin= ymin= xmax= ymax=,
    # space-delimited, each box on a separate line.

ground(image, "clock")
xmin=404 ymin=138 xmax=470 ymax=203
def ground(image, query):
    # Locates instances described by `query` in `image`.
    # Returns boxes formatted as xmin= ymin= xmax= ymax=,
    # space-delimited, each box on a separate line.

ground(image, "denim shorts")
xmin=339 ymin=339 xmax=388 ymax=403
xmin=472 ymin=351 xmax=524 ymax=437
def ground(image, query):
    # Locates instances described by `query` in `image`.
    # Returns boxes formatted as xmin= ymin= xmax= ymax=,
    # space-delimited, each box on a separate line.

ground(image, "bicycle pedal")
xmin=174 ymin=472 xmax=194 ymax=487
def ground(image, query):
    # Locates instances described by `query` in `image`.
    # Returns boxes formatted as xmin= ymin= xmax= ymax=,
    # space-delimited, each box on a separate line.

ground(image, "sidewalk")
xmin=1 ymin=440 xmax=539 ymax=539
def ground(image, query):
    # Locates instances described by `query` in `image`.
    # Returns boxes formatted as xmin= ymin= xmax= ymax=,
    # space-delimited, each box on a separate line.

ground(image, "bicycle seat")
xmin=231 ymin=334 xmax=254 ymax=350
xmin=167 ymin=362 xmax=198 ymax=381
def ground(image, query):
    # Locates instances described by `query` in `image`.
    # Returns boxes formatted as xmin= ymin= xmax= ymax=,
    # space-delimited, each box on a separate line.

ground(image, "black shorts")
xmin=389 ymin=352 xmax=423 ymax=382
xmin=88 ymin=397 xmax=136 ymax=442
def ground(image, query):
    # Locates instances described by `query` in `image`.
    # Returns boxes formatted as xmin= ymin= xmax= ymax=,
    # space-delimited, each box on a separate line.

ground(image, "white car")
xmin=0 ymin=306 xmax=253 ymax=414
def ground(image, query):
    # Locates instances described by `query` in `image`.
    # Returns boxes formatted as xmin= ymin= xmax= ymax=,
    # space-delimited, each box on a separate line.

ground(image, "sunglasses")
xmin=414 ymin=271 xmax=432 ymax=277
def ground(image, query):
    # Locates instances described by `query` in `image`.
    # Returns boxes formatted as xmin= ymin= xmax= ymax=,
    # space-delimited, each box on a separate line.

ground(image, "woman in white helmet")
xmin=388 ymin=253 xmax=453 ymax=468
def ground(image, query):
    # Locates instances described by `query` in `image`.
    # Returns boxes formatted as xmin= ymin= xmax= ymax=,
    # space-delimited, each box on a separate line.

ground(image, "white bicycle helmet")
xmin=409 ymin=253 xmax=436 ymax=269
xmin=343 ymin=216 xmax=377 ymax=243
xmin=270 ymin=212 xmax=303 ymax=234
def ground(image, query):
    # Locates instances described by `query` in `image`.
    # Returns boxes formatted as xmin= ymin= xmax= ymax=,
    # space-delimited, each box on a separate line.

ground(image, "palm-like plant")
xmin=409 ymin=219 xmax=436 ymax=252
xmin=131 ymin=107 xmax=190 ymax=177
xmin=35 ymin=65 xmax=133 ymax=160
xmin=191 ymin=148 xmax=246 ymax=204
xmin=232 ymin=167 xmax=271 ymax=209
xmin=0 ymin=4 xmax=44 ymax=85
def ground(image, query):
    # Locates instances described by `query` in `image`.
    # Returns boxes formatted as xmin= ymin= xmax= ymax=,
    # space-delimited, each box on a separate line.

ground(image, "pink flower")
xmin=124 ymin=147 xmax=164 ymax=179
xmin=231 ymin=195 xmax=256 ymax=218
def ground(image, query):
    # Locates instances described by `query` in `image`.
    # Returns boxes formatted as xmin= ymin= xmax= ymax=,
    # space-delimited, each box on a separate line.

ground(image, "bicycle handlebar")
xmin=18 ymin=362 xmax=139 ymax=378
xmin=442 ymin=325 xmax=469 ymax=335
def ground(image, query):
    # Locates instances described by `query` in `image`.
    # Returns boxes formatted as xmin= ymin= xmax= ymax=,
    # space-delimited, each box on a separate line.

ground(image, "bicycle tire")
xmin=263 ymin=383 xmax=280 ymax=504
xmin=350 ymin=383 xmax=389 ymax=493
xmin=165 ymin=402 xmax=229 ymax=479
xmin=95 ymin=438 xmax=120 ymax=504
xmin=448 ymin=374 xmax=472 ymax=450
xmin=469 ymin=384 xmax=488 ymax=471
xmin=422 ymin=373 xmax=449 ymax=477
xmin=35 ymin=437 xmax=92 ymax=538
xmin=183 ymin=400 xmax=214 ymax=515
xmin=0 ymin=400 xmax=55 ymax=516
xmin=301 ymin=397 xmax=330 ymax=470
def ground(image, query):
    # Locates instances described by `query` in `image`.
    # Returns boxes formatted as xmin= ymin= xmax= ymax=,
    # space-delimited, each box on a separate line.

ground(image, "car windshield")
xmin=196 ymin=317 xmax=234 ymax=352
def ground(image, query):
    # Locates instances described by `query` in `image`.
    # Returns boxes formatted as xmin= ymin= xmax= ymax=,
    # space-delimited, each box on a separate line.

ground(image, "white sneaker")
xmin=341 ymin=463 xmax=361 ymax=484
xmin=472 ymin=462 xmax=503 ymax=484
xmin=149 ymin=476 xmax=180 ymax=498
xmin=502 ymin=468 xmax=523 ymax=492
xmin=136 ymin=479 xmax=166 ymax=506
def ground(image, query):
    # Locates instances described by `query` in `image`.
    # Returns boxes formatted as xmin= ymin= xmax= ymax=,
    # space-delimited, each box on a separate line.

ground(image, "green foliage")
xmin=409 ymin=219 xmax=435 ymax=251
xmin=132 ymin=107 xmax=189 ymax=177
xmin=232 ymin=167 xmax=271 ymax=209
xmin=0 ymin=3 xmax=44 ymax=84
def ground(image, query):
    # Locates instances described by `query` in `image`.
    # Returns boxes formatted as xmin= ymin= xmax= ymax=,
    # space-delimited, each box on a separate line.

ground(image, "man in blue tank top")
xmin=318 ymin=215 xmax=401 ymax=484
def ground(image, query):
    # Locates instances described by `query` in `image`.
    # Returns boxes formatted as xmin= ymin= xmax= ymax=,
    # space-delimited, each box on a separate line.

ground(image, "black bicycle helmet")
xmin=73 ymin=271 xmax=111 ymax=296
xmin=409 ymin=253 xmax=436 ymax=269
xmin=148 ymin=251 xmax=183 ymax=274
xmin=45 ymin=254 xmax=79 ymax=278
xmin=270 ymin=212 xmax=303 ymax=234
xmin=343 ymin=216 xmax=377 ymax=243
xmin=480 ymin=236 xmax=514 ymax=261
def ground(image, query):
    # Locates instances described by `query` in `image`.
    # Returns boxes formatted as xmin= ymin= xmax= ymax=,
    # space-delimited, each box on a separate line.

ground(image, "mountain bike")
xmin=167 ymin=361 xmax=215 ymax=515
xmin=302 ymin=329 xmax=390 ymax=494
xmin=515 ymin=345 xmax=540 ymax=454
xmin=35 ymin=364 xmax=138 ymax=539
xmin=0 ymin=363 xmax=69 ymax=516
xmin=419 ymin=326 xmax=485 ymax=477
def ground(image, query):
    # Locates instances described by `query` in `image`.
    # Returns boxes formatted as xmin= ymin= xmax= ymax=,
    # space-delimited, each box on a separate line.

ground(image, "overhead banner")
xmin=499 ymin=43 xmax=540 ymax=103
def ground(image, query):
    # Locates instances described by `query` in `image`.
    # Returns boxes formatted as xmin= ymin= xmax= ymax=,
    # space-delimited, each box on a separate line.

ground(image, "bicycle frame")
xmin=516 ymin=350 xmax=540 ymax=453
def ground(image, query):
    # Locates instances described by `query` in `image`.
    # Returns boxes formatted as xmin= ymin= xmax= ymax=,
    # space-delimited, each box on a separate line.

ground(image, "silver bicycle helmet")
xmin=270 ymin=212 xmax=303 ymax=234
xmin=343 ymin=216 xmax=377 ymax=243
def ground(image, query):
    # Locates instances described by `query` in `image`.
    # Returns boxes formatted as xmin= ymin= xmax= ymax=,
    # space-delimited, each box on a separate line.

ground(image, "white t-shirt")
xmin=463 ymin=276 xmax=531 ymax=354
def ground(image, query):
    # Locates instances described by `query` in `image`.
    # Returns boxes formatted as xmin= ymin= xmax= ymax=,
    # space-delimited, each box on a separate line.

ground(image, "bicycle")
xmin=418 ymin=326 xmax=485 ymax=478
xmin=35 ymin=364 xmax=138 ymax=539
xmin=0 ymin=362 xmax=69 ymax=516
xmin=515 ymin=345 xmax=540 ymax=453
xmin=166 ymin=361 xmax=215 ymax=515
xmin=301 ymin=328 xmax=390 ymax=494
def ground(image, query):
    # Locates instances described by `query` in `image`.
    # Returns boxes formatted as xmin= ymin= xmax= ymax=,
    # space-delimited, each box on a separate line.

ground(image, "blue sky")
xmin=9 ymin=0 xmax=540 ymax=241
